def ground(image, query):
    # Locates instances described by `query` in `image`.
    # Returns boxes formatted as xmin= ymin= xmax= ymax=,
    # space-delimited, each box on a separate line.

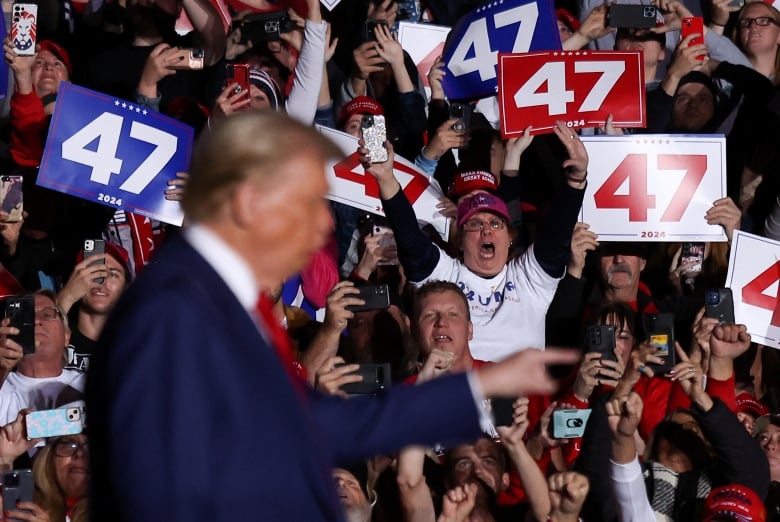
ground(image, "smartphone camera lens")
xmin=705 ymin=290 xmax=720 ymax=305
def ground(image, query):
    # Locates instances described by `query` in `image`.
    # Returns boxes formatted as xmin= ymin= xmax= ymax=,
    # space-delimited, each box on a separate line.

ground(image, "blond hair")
xmin=181 ymin=112 xmax=341 ymax=224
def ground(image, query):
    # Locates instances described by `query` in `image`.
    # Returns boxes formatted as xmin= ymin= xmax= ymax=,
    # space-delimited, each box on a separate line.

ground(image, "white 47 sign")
xmin=726 ymin=231 xmax=780 ymax=350
xmin=580 ymin=135 xmax=727 ymax=242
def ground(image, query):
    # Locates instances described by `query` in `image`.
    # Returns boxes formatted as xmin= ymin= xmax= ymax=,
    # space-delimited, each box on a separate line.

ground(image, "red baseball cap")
xmin=338 ymin=96 xmax=384 ymax=128
xmin=448 ymin=170 xmax=498 ymax=199
xmin=557 ymin=8 xmax=580 ymax=32
xmin=37 ymin=40 xmax=72 ymax=78
xmin=702 ymin=485 xmax=766 ymax=522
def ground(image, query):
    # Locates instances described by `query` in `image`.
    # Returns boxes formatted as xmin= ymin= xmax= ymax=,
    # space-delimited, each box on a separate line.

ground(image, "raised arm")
xmin=362 ymin=142 xmax=441 ymax=282
xmin=181 ymin=0 xmax=226 ymax=66
xmin=533 ymin=122 xmax=588 ymax=277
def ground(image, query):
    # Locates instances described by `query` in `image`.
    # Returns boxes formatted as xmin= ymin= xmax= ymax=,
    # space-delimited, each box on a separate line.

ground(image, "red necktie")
xmin=255 ymin=295 xmax=308 ymax=393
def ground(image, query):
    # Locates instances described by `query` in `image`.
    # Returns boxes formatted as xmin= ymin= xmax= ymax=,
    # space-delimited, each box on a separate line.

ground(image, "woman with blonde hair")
xmin=31 ymin=434 xmax=89 ymax=522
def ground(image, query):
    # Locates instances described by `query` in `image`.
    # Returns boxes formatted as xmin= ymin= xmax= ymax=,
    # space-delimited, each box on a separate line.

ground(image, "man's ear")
xmin=639 ymin=258 xmax=647 ymax=272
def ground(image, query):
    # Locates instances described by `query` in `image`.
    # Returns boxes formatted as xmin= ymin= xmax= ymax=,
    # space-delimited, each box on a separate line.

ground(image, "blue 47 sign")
xmin=38 ymin=83 xmax=192 ymax=226
xmin=442 ymin=0 xmax=561 ymax=101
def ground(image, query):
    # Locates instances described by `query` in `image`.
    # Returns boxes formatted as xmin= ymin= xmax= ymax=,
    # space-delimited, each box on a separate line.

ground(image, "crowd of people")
xmin=0 ymin=0 xmax=775 ymax=519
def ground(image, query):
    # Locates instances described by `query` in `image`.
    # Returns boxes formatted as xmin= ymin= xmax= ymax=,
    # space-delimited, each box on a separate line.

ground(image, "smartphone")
xmin=2 ymin=469 xmax=33 ymax=521
xmin=361 ymin=115 xmax=388 ymax=163
xmin=84 ymin=239 xmax=106 ymax=284
xmin=372 ymin=225 xmax=398 ymax=266
xmin=552 ymin=409 xmax=592 ymax=439
xmin=0 ymin=176 xmax=23 ymax=222
xmin=608 ymin=4 xmax=658 ymax=29
xmin=584 ymin=324 xmax=617 ymax=364
xmin=681 ymin=17 xmax=705 ymax=60
xmin=705 ymin=288 xmax=735 ymax=324
xmin=449 ymin=102 xmax=472 ymax=135
xmin=345 ymin=283 xmax=391 ymax=312
xmin=239 ymin=10 xmax=296 ymax=44
xmin=680 ymin=242 xmax=705 ymax=277
xmin=10 ymin=3 xmax=37 ymax=56
xmin=642 ymin=312 xmax=676 ymax=374
xmin=225 ymin=63 xmax=251 ymax=95
xmin=339 ymin=363 xmax=391 ymax=395
xmin=363 ymin=20 xmax=388 ymax=42
xmin=26 ymin=408 xmax=83 ymax=440
xmin=169 ymin=48 xmax=204 ymax=70
xmin=491 ymin=397 xmax=516 ymax=428
xmin=4 ymin=296 xmax=34 ymax=355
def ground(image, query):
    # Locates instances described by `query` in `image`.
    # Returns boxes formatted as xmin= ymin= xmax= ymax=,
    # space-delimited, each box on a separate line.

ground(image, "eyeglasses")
xmin=738 ymin=16 xmax=780 ymax=28
xmin=53 ymin=440 xmax=89 ymax=458
xmin=462 ymin=218 xmax=506 ymax=232
xmin=35 ymin=306 xmax=62 ymax=322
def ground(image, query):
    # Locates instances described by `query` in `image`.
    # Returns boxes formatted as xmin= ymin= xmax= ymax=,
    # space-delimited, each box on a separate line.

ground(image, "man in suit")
xmin=87 ymin=111 xmax=577 ymax=521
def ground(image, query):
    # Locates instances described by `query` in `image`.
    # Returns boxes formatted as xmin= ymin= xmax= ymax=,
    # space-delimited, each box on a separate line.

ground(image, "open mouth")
xmin=434 ymin=334 xmax=451 ymax=344
xmin=479 ymin=242 xmax=495 ymax=257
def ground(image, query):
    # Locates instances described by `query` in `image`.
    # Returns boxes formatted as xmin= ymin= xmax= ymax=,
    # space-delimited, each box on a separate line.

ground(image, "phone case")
xmin=26 ymin=408 xmax=83 ymax=439
xmin=681 ymin=17 xmax=705 ymax=59
xmin=680 ymin=242 xmax=705 ymax=275
xmin=491 ymin=397 xmax=516 ymax=427
xmin=84 ymin=239 xmax=106 ymax=284
xmin=170 ymin=49 xmax=204 ymax=70
xmin=346 ymin=284 xmax=391 ymax=312
xmin=0 ymin=176 xmax=23 ymax=222
xmin=449 ymin=103 xmax=472 ymax=134
xmin=363 ymin=20 xmax=388 ymax=42
xmin=239 ymin=11 xmax=293 ymax=43
xmin=643 ymin=313 xmax=677 ymax=374
xmin=584 ymin=325 xmax=617 ymax=363
xmin=4 ymin=296 xmax=35 ymax=354
xmin=705 ymin=288 xmax=735 ymax=324
xmin=226 ymin=63 xmax=251 ymax=96
xmin=362 ymin=115 xmax=388 ymax=163
xmin=608 ymin=5 xmax=657 ymax=29
xmin=340 ymin=363 xmax=391 ymax=395
xmin=552 ymin=409 xmax=592 ymax=439
xmin=10 ymin=3 xmax=37 ymax=56
xmin=2 ymin=469 xmax=33 ymax=522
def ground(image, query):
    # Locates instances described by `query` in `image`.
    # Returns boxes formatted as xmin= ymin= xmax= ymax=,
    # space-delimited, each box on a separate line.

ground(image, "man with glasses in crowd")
xmin=364 ymin=121 xmax=589 ymax=361
xmin=0 ymin=290 xmax=84 ymax=425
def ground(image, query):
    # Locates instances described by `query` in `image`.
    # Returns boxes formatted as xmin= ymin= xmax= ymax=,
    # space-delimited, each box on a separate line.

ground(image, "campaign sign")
xmin=579 ymin=135 xmax=727 ymax=242
xmin=441 ymin=0 xmax=561 ymax=101
xmin=498 ymin=50 xmax=645 ymax=136
xmin=397 ymin=21 xmax=450 ymax=97
xmin=38 ymin=83 xmax=191 ymax=227
xmin=726 ymin=231 xmax=780 ymax=350
xmin=317 ymin=125 xmax=450 ymax=240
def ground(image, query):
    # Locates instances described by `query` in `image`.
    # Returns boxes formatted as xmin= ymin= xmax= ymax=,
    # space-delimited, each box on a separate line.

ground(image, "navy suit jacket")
xmin=87 ymin=235 xmax=483 ymax=521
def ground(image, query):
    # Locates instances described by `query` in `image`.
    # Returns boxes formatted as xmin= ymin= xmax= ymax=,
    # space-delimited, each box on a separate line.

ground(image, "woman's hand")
xmin=212 ymin=81 xmax=251 ymax=119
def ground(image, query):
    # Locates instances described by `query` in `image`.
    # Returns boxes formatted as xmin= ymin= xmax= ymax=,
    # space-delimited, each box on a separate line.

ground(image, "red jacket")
xmin=10 ymin=90 xmax=48 ymax=167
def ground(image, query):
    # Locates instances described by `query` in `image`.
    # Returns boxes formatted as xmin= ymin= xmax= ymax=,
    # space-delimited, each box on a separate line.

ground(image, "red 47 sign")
xmin=498 ymin=50 xmax=645 ymax=137
xmin=726 ymin=231 xmax=780 ymax=350
xmin=579 ymin=135 xmax=727 ymax=242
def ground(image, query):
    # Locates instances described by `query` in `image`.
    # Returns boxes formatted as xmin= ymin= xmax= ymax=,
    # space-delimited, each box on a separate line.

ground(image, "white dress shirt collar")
xmin=183 ymin=224 xmax=258 ymax=312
